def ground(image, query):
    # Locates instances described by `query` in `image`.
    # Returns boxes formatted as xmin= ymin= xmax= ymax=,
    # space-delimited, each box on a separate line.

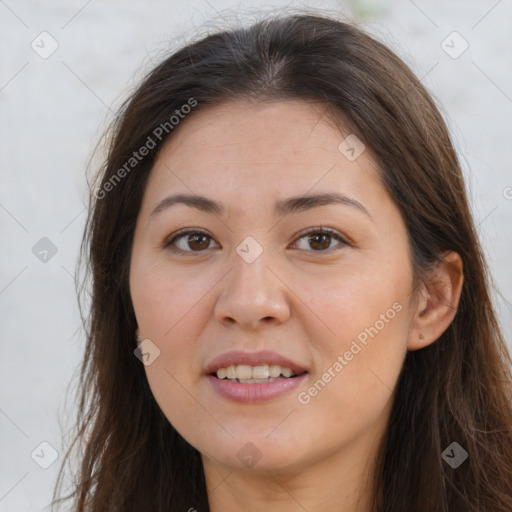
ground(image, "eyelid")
xmin=164 ymin=226 xmax=350 ymax=254
xmin=291 ymin=226 xmax=349 ymax=250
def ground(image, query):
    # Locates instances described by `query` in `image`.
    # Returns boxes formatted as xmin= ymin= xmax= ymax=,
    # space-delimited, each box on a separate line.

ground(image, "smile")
xmin=213 ymin=363 xmax=300 ymax=381
xmin=205 ymin=350 xmax=309 ymax=403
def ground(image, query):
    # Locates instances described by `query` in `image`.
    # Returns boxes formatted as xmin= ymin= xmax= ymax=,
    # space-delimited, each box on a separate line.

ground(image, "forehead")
xmin=141 ymin=99 xmax=384 ymax=216
xmin=160 ymin=98 xmax=353 ymax=161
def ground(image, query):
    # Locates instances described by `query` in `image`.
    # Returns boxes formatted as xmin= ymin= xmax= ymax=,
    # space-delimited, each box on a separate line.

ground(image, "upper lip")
xmin=205 ymin=350 xmax=308 ymax=375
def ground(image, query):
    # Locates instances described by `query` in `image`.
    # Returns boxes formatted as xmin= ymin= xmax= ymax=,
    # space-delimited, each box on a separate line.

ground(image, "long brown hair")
xmin=50 ymin=11 xmax=512 ymax=512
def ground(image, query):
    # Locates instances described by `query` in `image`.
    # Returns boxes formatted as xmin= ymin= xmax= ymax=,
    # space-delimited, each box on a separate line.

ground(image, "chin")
xmin=200 ymin=436 xmax=306 ymax=474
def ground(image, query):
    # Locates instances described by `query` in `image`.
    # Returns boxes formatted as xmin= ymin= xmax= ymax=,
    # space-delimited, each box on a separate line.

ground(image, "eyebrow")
xmin=150 ymin=192 xmax=371 ymax=219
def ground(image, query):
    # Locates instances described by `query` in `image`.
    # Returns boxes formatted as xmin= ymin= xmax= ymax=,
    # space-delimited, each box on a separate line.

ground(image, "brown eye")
xmin=187 ymin=233 xmax=210 ymax=251
xmin=165 ymin=230 xmax=217 ymax=253
xmin=292 ymin=228 xmax=347 ymax=252
xmin=308 ymin=233 xmax=332 ymax=251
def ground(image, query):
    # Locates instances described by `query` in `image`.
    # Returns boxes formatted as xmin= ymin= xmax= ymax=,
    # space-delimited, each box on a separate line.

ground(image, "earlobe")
xmin=408 ymin=251 xmax=464 ymax=351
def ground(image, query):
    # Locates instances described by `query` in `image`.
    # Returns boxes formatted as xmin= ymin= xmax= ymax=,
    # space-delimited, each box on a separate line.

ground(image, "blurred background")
xmin=1 ymin=0 xmax=511 ymax=509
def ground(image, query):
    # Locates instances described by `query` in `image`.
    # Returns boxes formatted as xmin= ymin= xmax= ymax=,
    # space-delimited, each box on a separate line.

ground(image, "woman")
xmin=51 ymin=11 xmax=512 ymax=512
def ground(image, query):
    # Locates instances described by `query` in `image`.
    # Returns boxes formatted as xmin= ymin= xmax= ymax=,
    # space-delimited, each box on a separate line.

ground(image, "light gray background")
xmin=1 ymin=0 xmax=511 ymax=510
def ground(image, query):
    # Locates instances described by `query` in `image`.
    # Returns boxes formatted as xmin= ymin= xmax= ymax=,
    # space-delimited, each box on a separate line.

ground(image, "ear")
xmin=408 ymin=251 xmax=464 ymax=351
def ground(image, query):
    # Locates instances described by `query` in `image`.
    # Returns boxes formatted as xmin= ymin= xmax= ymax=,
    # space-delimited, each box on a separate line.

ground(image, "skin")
xmin=129 ymin=99 xmax=463 ymax=512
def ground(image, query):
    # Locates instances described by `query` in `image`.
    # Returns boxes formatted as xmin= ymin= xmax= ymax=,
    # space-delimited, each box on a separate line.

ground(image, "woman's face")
xmin=129 ymin=99 xmax=416 ymax=476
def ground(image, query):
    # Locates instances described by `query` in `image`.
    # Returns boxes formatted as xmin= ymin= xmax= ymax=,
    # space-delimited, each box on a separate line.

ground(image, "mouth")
xmin=204 ymin=350 xmax=309 ymax=403
xmin=210 ymin=364 xmax=307 ymax=383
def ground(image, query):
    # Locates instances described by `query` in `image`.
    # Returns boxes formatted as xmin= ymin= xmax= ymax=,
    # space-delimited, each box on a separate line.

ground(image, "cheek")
xmin=299 ymin=254 xmax=410 ymax=352
xmin=131 ymin=263 xmax=217 ymax=445
xmin=130 ymin=262 xmax=209 ymax=398
xmin=295 ymin=259 xmax=410 ymax=434
xmin=131 ymin=261 xmax=211 ymax=341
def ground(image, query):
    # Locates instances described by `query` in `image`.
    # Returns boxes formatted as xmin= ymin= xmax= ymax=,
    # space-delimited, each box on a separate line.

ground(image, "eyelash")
xmin=163 ymin=227 xmax=349 ymax=255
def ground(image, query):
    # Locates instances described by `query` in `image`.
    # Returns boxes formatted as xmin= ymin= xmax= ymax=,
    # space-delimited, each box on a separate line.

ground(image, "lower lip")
xmin=206 ymin=374 xmax=308 ymax=403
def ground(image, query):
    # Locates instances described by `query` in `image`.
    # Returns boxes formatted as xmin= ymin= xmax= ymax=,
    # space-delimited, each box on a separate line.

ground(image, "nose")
xmin=213 ymin=248 xmax=291 ymax=331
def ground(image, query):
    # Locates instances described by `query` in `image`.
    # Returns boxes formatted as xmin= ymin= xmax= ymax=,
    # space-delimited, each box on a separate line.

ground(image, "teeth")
xmin=281 ymin=367 xmax=293 ymax=378
xmin=269 ymin=365 xmax=281 ymax=378
xmin=214 ymin=364 xmax=298 ymax=380
xmin=252 ymin=365 xmax=269 ymax=379
xmin=237 ymin=364 xmax=252 ymax=380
